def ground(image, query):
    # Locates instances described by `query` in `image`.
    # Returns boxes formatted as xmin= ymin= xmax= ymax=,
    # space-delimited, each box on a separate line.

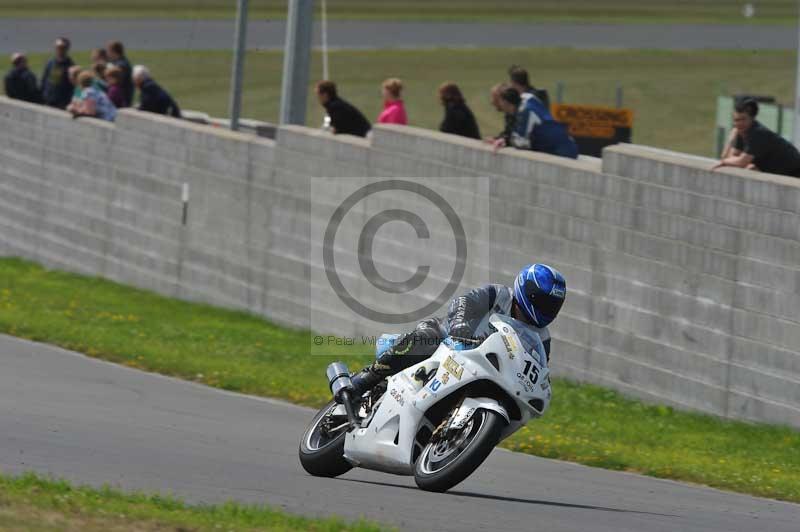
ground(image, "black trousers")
xmin=370 ymin=318 xmax=447 ymax=377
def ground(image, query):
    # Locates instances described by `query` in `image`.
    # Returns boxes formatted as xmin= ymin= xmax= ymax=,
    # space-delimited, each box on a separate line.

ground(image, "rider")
xmin=348 ymin=263 xmax=567 ymax=397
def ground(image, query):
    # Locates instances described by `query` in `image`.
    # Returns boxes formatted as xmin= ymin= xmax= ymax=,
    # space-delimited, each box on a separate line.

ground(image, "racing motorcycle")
xmin=298 ymin=314 xmax=552 ymax=492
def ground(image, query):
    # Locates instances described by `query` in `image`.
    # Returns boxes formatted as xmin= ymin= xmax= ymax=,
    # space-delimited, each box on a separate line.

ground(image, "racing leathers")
xmin=350 ymin=284 xmax=551 ymax=395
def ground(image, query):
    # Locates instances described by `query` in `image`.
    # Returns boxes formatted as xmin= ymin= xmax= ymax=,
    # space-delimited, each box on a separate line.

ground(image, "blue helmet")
xmin=513 ymin=264 xmax=566 ymax=328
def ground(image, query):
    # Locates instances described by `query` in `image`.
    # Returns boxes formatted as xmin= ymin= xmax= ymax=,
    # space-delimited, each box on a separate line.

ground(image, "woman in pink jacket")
xmin=377 ymin=78 xmax=407 ymax=125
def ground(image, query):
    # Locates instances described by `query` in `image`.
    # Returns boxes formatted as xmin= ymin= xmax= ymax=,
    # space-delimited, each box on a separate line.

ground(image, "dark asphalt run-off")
xmin=0 ymin=334 xmax=798 ymax=531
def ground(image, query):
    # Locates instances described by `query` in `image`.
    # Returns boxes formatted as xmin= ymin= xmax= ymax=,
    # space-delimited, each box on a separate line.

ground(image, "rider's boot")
xmin=349 ymin=362 xmax=390 ymax=398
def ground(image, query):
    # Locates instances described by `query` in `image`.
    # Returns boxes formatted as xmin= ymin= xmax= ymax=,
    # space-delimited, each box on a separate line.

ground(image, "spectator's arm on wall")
xmin=720 ymin=152 xmax=753 ymax=167
xmin=713 ymin=130 xmax=752 ymax=170
xmin=168 ymin=97 xmax=181 ymax=118
xmin=719 ymin=128 xmax=739 ymax=159
xmin=713 ymin=149 xmax=753 ymax=170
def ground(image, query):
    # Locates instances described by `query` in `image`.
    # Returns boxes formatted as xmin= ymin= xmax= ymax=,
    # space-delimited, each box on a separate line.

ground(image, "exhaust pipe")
xmin=326 ymin=362 xmax=358 ymax=427
xmin=327 ymin=361 xmax=353 ymax=398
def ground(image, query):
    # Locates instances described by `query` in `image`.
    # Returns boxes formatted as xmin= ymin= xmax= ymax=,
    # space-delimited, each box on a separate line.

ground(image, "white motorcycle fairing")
xmin=448 ymin=397 xmax=509 ymax=429
xmin=342 ymin=314 xmax=551 ymax=475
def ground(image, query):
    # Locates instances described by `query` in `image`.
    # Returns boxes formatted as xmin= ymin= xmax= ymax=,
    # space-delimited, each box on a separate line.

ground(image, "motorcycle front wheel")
xmin=298 ymin=400 xmax=353 ymax=477
xmin=414 ymin=408 xmax=504 ymax=492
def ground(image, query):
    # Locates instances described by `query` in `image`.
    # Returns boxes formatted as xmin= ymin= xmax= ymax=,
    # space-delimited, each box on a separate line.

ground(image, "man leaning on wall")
xmin=133 ymin=65 xmax=181 ymax=119
xmin=714 ymin=98 xmax=800 ymax=178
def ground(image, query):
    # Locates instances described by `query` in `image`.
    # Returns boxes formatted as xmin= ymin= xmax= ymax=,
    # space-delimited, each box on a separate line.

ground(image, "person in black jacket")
xmin=438 ymin=82 xmax=481 ymax=140
xmin=316 ymin=80 xmax=371 ymax=137
xmin=4 ymin=53 xmax=42 ymax=104
xmin=40 ymin=37 xmax=74 ymax=109
xmin=509 ymin=65 xmax=550 ymax=111
xmin=133 ymin=65 xmax=181 ymax=118
xmin=713 ymin=99 xmax=800 ymax=177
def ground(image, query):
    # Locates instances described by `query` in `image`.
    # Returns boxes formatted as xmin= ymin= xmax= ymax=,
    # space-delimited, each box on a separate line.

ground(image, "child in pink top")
xmin=377 ymin=78 xmax=407 ymax=125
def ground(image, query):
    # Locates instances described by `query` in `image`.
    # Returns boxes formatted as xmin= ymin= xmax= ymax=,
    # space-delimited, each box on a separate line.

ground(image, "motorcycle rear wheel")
xmin=414 ymin=408 xmax=504 ymax=492
xmin=298 ymin=400 xmax=353 ymax=477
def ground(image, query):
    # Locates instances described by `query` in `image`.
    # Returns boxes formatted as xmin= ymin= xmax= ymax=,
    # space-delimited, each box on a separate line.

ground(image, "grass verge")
xmin=0 ymin=0 xmax=794 ymax=24
xmin=0 ymin=472 xmax=385 ymax=531
xmin=2 ymin=258 xmax=799 ymax=503
xmin=25 ymin=47 xmax=796 ymax=157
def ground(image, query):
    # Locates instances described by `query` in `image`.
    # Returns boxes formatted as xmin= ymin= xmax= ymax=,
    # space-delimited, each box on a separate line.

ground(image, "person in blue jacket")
xmin=494 ymin=87 xmax=578 ymax=159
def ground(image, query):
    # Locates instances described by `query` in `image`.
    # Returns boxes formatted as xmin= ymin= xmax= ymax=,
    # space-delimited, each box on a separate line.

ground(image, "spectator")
xmin=92 ymin=62 xmax=108 ymax=92
xmin=4 ymin=53 xmax=42 ymax=104
xmin=70 ymin=71 xmax=117 ymax=122
xmin=106 ymin=40 xmax=133 ymax=107
xmin=133 ymin=65 xmax=181 ymax=118
xmin=508 ymin=65 xmax=550 ymax=110
xmin=377 ymin=77 xmax=407 ymax=125
xmin=66 ymin=66 xmax=105 ymax=114
xmin=713 ymin=99 xmax=800 ymax=177
xmin=494 ymin=87 xmax=578 ymax=159
xmin=437 ymin=82 xmax=480 ymax=140
xmin=69 ymin=65 xmax=83 ymax=96
xmin=40 ymin=37 xmax=74 ymax=109
xmin=105 ymin=65 xmax=126 ymax=108
xmin=65 ymin=66 xmax=84 ymax=114
xmin=90 ymin=48 xmax=108 ymax=65
xmin=315 ymin=80 xmax=371 ymax=137
xmin=486 ymin=82 xmax=514 ymax=143
xmin=90 ymin=48 xmax=109 ymax=93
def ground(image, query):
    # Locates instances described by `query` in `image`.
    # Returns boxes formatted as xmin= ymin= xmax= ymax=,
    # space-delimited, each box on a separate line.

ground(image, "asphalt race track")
xmin=0 ymin=334 xmax=797 ymax=531
xmin=0 ymin=19 xmax=796 ymax=54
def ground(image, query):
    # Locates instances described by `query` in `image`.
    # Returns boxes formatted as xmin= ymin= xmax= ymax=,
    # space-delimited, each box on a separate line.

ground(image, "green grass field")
xmin=25 ymin=47 xmax=795 ymax=157
xmin=0 ymin=0 xmax=794 ymax=24
xmin=0 ymin=472 xmax=385 ymax=531
xmin=1 ymin=258 xmax=799 ymax=504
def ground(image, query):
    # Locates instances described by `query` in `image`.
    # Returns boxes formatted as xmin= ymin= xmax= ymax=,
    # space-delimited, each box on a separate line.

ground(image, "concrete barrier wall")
xmin=602 ymin=145 xmax=800 ymax=424
xmin=1 ymin=96 xmax=798 ymax=428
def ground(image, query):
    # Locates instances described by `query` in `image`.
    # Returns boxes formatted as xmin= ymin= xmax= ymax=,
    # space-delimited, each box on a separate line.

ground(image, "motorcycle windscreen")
xmin=492 ymin=314 xmax=547 ymax=367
